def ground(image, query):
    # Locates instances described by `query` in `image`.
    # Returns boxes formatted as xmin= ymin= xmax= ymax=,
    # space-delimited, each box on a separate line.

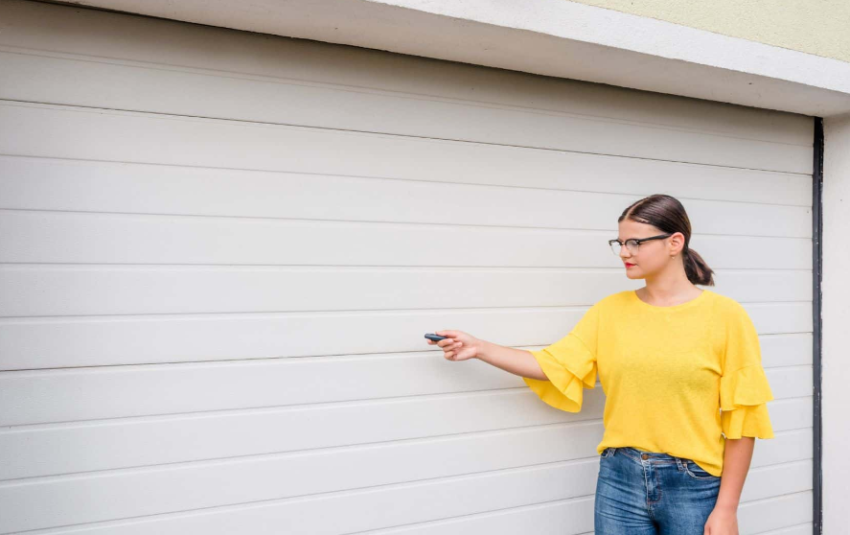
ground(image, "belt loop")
xmin=675 ymin=457 xmax=685 ymax=471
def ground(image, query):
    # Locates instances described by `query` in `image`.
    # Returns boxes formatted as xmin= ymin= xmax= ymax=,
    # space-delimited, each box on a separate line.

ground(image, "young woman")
xmin=426 ymin=194 xmax=774 ymax=535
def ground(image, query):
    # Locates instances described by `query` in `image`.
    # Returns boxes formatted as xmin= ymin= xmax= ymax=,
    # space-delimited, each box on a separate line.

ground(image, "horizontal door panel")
xmin=0 ymin=421 xmax=606 ymax=533
xmin=0 ymin=303 xmax=813 ymax=369
xmin=0 ymin=335 xmax=810 ymax=425
xmin=0 ymin=389 xmax=808 ymax=480
xmin=0 ymin=420 xmax=810 ymax=533
xmin=0 ymin=63 xmax=812 ymax=173
xmin=743 ymin=460 xmax=813 ymax=502
xmin=739 ymin=491 xmax=813 ymax=534
xmin=0 ymin=267 xmax=811 ymax=317
xmin=0 ymin=155 xmax=812 ymax=213
xmin=0 ymin=211 xmax=814 ymax=268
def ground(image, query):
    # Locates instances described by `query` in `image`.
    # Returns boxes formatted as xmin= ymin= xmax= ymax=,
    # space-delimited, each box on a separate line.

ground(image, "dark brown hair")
xmin=618 ymin=194 xmax=715 ymax=286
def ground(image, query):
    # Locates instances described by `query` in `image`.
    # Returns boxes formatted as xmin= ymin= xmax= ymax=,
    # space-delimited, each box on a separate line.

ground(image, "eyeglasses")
xmin=608 ymin=233 xmax=673 ymax=256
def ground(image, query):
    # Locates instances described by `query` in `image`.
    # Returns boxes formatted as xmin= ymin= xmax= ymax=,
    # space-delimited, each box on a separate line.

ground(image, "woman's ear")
xmin=669 ymin=232 xmax=686 ymax=256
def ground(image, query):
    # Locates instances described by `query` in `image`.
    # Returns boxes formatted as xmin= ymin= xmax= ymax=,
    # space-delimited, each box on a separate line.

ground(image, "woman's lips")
xmin=625 ymin=263 xmax=636 ymax=268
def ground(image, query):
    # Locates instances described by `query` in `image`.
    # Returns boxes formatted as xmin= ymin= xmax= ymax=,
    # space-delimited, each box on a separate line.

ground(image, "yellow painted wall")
xmin=568 ymin=0 xmax=850 ymax=63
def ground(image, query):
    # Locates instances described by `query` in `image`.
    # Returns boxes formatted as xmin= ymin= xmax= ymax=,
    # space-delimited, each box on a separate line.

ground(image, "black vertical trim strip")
xmin=812 ymin=116 xmax=824 ymax=535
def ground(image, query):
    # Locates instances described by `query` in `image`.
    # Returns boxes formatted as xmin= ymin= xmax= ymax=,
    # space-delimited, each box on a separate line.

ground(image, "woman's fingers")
xmin=426 ymin=330 xmax=470 ymax=361
xmin=443 ymin=341 xmax=463 ymax=351
xmin=444 ymin=347 xmax=471 ymax=361
xmin=437 ymin=337 xmax=457 ymax=348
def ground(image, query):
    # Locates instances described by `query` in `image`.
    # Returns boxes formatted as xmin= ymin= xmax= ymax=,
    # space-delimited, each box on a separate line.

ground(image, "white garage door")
xmin=0 ymin=0 xmax=815 ymax=533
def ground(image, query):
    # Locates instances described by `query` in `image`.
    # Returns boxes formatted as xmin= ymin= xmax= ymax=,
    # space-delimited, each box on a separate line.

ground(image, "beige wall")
xmin=567 ymin=0 xmax=850 ymax=63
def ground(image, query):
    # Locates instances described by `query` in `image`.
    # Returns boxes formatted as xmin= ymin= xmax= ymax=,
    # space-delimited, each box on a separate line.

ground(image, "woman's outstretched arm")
xmin=478 ymin=340 xmax=548 ymax=380
xmin=427 ymin=329 xmax=548 ymax=381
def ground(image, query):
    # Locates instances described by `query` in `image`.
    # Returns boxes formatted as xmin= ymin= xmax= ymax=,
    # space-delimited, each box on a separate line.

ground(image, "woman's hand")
xmin=703 ymin=506 xmax=738 ymax=535
xmin=426 ymin=330 xmax=481 ymax=361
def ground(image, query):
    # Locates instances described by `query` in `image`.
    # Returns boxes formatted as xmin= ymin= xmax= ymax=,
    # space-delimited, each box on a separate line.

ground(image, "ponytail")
xmin=683 ymin=247 xmax=715 ymax=286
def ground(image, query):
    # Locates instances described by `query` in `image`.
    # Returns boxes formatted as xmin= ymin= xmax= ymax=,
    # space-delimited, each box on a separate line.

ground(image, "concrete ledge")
xmin=41 ymin=0 xmax=850 ymax=117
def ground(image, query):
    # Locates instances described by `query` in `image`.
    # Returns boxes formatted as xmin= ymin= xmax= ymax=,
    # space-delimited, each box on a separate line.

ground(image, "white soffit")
xmin=52 ymin=0 xmax=850 ymax=117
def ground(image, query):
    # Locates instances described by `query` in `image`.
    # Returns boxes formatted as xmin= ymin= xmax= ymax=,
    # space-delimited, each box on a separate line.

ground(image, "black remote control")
xmin=424 ymin=333 xmax=448 ymax=342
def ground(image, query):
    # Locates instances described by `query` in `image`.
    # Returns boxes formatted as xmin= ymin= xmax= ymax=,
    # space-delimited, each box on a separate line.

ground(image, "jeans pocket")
xmin=684 ymin=460 xmax=719 ymax=480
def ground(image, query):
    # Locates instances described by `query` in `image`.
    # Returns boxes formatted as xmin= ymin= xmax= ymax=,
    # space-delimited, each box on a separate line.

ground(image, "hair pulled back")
xmin=619 ymin=194 xmax=715 ymax=286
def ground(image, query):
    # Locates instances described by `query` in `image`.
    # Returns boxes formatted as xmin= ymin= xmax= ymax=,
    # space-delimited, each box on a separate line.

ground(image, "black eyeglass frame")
xmin=608 ymin=233 xmax=674 ymax=255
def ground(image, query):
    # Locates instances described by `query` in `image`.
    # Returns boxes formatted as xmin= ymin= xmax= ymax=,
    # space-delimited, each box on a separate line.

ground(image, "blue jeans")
xmin=595 ymin=447 xmax=721 ymax=534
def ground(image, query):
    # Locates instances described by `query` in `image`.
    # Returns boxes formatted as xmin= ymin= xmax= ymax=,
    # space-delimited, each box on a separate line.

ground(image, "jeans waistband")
xmin=609 ymin=447 xmax=686 ymax=466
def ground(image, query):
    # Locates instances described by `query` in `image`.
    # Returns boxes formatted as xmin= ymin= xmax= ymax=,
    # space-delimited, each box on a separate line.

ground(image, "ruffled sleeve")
xmin=719 ymin=302 xmax=775 ymax=439
xmin=523 ymin=303 xmax=599 ymax=413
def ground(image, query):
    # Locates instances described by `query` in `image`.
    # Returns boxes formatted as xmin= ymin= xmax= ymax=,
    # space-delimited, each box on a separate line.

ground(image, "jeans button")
xmin=641 ymin=453 xmax=649 ymax=460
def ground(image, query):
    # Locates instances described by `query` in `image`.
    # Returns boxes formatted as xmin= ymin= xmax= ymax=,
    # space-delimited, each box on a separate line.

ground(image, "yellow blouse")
xmin=523 ymin=288 xmax=774 ymax=477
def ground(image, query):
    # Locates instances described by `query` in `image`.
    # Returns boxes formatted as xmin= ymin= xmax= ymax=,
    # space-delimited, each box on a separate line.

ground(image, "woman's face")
xmin=616 ymin=219 xmax=683 ymax=280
